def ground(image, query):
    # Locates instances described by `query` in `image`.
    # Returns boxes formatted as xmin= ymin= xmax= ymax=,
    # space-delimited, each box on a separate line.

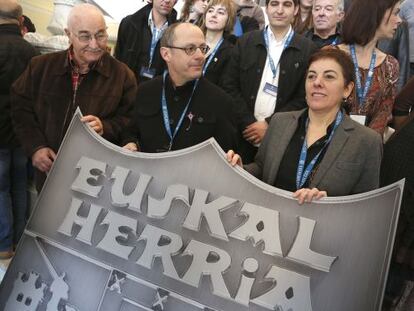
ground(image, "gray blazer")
xmin=245 ymin=109 xmax=383 ymax=196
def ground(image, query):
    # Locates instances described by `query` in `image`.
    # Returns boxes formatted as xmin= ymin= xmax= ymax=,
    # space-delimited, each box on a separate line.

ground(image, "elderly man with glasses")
xmin=11 ymin=3 xmax=137 ymax=192
xmin=122 ymin=22 xmax=237 ymax=153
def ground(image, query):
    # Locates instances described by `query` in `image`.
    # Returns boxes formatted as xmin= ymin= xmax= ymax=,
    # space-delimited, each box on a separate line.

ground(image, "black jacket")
xmin=114 ymin=4 xmax=177 ymax=83
xmin=221 ymin=29 xmax=317 ymax=131
xmin=204 ymin=37 xmax=233 ymax=86
xmin=0 ymin=23 xmax=38 ymax=147
xmin=123 ymin=75 xmax=237 ymax=152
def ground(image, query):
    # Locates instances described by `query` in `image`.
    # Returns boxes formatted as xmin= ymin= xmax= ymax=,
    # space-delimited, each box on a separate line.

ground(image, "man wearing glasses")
xmin=11 ymin=4 xmax=137 ymax=191
xmin=122 ymin=23 xmax=237 ymax=153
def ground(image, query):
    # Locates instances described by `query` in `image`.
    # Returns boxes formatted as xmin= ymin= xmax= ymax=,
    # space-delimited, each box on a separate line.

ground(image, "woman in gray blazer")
xmin=228 ymin=48 xmax=383 ymax=203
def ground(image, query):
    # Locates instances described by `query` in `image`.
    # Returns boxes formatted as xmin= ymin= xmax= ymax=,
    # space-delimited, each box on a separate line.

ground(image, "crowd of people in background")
xmin=1 ymin=0 xmax=414 ymax=309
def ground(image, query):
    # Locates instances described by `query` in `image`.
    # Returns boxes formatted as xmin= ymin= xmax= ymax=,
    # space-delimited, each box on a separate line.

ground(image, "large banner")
xmin=0 ymin=111 xmax=403 ymax=311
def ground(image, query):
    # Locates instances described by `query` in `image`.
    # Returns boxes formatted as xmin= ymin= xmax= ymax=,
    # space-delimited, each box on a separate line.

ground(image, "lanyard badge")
xmin=295 ymin=110 xmax=343 ymax=189
xmin=350 ymin=44 xmax=376 ymax=109
xmin=262 ymin=27 xmax=294 ymax=97
xmin=161 ymin=71 xmax=199 ymax=151
xmin=202 ymin=37 xmax=224 ymax=76
xmin=140 ymin=25 xmax=166 ymax=79
xmin=263 ymin=26 xmax=295 ymax=80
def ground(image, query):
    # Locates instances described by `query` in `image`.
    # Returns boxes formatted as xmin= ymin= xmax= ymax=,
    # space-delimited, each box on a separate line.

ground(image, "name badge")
xmin=140 ymin=66 xmax=156 ymax=79
xmin=350 ymin=114 xmax=367 ymax=125
xmin=263 ymin=82 xmax=278 ymax=97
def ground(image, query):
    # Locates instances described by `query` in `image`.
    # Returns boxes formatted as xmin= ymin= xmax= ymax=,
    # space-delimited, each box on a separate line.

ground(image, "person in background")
xmin=400 ymin=0 xmax=414 ymax=77
xmin=233 ymin=0 xmax=265 ymax=29
xmin=227 ymin=48 xmax=382 ymax=203
xmin=20 ymin=14 xmax=35 ymax=35
xmin=200 ymin=0 xmax=236 ymax=85
xmin=293 ymin=0 xmax=313 ymax=34
xmin=122 ymin=23 xmax=237 ymax=153
xmin=115 ymin=0 xmax=177 ymax=83
xmin=222 ymin=0 xmax=317 ymax=163
xmin=392 ymin=75 xmax=414 ymax=131
xmin=11 ymin=4 xmax=137 ymax=192
xmin=0 ymin=0 xmax=38 ymax=260
xmin=336 ymin=0 xmax=401 ymax=136
xmin=305 ymin=0 xmax=344 ymax=48
xmin=378 ymin=21 xmax=410 ymax=91
xmin=381 ymin=115 xmax=414 ymax=311
xmin=180 ymin=0 xmax=208 ymax=25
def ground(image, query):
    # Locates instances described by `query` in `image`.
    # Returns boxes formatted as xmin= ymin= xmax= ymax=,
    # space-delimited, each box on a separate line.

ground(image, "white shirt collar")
xmin=148 ymin=9 xmax=169 ymax=33
xmin=267 ymin=25 xmax=293 ymax=46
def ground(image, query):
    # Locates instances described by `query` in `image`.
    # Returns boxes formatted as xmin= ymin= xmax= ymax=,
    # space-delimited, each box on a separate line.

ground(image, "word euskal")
xmin=58 ymin=156 xmax=337 ymax=311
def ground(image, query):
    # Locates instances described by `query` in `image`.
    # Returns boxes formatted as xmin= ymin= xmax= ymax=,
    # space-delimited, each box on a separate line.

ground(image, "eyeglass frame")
xmin=70 ymin=29 xmax=109 ymax=43
xmin=165 ymin=44 xmax=210 ymax=56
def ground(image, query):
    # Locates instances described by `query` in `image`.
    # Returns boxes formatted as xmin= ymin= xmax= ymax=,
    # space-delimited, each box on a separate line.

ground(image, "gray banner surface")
xmin=0 ymin=111 xmax=403 ymax=311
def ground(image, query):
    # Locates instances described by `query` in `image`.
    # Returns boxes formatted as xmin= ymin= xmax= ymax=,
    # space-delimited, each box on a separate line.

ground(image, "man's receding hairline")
xmin=67 ymin=4 xmax=105 ymax=30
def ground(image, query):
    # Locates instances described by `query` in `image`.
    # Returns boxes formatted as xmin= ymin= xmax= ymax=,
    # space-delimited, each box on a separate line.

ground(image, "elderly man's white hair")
xmin=66 ymin=3 xmax=105 ymax=31
xmin=313 ymin=0 xmax=345 ymax=12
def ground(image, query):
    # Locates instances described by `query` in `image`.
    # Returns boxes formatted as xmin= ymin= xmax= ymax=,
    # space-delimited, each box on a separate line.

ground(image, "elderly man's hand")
xmin=243 ymin=121 xmax=268 ymax=144
xmin=123 ymin=142 xmax=139 ymax=152
xmin=32 ymin=147 xmax=57 ymax=172
xmin=81 ymin=115 xmax=103 ymax=135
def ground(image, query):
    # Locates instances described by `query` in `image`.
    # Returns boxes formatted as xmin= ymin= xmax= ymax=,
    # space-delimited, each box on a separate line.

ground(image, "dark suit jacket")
xmin=221 ymin=29 xmax=317 ymax=130
xmin=114 ymin=4 xmax=177 ymax=83
xmin=245 ymin=109 xmax=383 ymax=196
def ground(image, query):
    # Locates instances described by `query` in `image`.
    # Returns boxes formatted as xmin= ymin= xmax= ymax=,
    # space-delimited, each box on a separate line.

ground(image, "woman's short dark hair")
xmin=342 ymin=0 xmax=400 ymax=46
xmin=200 ymin=0 xmax=236 ymax=35
xmin=308 ymin=48 xmax=355 ymax=86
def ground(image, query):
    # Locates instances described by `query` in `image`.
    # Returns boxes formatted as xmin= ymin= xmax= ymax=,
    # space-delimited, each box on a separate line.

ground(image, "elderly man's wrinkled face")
xmin=312 ymin=0 xmax=343 ymax=34
xmin=67 ymin=12 xmax=107 ymax=67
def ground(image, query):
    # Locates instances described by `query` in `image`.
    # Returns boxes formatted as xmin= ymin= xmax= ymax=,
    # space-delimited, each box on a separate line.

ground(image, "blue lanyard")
xmin=149 ymin=25 xmax=166 ymax=67
xmin=161 ymin=71 xmax=199 ymax=151
xmin=331 ymin=36 xmax=339 ymax=46
xmin=263 ymin=26 xmax=294 ymax=79
xmin=295 ymin=110 xmax=343 ymax=189
xmin=202 ymin=38 xmax=224 ymax=76
xmin=350 ymin=44 xmax=376 ymax=108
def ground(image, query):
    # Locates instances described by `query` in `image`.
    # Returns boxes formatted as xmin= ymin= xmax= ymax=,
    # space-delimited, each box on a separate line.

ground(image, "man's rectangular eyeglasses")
xmin=73 ymin=31 xmax=108 ymax=43
xmin=166 ymin=44 xmax=210 ymax=56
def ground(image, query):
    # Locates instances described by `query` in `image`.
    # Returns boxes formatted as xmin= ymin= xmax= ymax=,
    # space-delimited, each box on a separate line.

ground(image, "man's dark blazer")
xmin=221 ymin=29 xmax=317 ymax=131
xmin=114 ymin=4 xmax=177 ymax=82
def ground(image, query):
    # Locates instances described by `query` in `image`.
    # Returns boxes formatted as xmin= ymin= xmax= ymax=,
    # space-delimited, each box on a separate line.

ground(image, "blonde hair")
xmin=200 ymin=0 xmax=236 ymax=35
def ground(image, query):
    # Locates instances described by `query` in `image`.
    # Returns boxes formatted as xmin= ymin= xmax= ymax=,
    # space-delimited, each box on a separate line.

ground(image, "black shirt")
xmin=163 ymin=76 xmax=197 ymax=151
xmin=123 ymin=75 xmax=237 ymax=153
xmin=274 ymin=110 xmax=336 ymax=191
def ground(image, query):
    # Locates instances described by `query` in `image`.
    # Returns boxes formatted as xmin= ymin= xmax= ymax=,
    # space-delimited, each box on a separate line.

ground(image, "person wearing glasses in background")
xmin=122 ymin=23 xmax=237 ymax=153
xmin=11 ymin=4 xmax=137 ymax=192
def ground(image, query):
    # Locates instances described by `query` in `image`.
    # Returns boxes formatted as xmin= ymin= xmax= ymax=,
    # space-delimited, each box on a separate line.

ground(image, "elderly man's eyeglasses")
xmin=166 ymin=44 xmax=210 ymax=55
xmin=73 ymin=31 xmax=108 ymax=43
